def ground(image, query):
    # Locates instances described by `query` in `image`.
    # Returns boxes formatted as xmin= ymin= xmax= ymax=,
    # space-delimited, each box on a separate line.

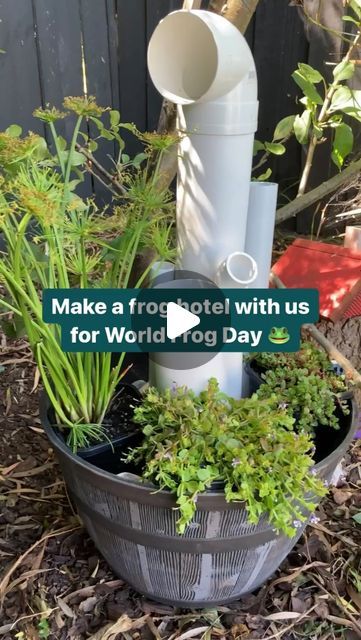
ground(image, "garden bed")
xmin=1 ymin=334 xmax=361 ymax=639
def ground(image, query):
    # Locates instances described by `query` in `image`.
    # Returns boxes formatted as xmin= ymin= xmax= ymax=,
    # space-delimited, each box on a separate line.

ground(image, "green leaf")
xmin=133 ymin=152 xmax=147 ymax=167
xmin=100 ymin=129 xmax=115 ymax=141
xmin=90 ymin=117 xmax=104 ymax=131
xmin=293 ymin=110 xmax=312 ymax=144
xmin=197 ymin=468 xmax=212 ymax=481
xmin=292 ymin=70 xmax=323 ymax=105
xmin=6 ymin=124 xmax=22 ymax=138
xmin=331 ymin=122 xmax=354 ymax=169
xmin=333 ymin=60 xmax=355 ymax=82
xmin=264 ymin=142 xmax=286 ymax=156
xmin=348 ymin=0 xmax=361 ymax=19
xmin=330 ymin=86 xmax=361 ymax=112
xmin=342 ymin=15 xmax=360 ymax=24
xmin=59 ymin=150 xmax=85 ymax=167
xmin=110 ymin=110 xmax=120 ymax=128
xmin=253 ymin=140 xmax=265 ymax=155
xmin=298 ymin=63 xmax=323 ymax=84
xmin=352 ymin=512 xmax=361 ymax=525
xmin=88 ymin=139 xmax=98 ymax=152
xmin=57 ymin=136 xmax=67 ymax=151
xmin=273 ymin=115 xmax=296 ymax=141
xmin=256 ymin=168 xmax=272 ymax=181
xmin=143 ymin=425 xmax=153 ymax=436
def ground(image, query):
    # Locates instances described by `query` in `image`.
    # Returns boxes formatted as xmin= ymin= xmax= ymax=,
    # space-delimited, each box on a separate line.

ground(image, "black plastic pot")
xmin=244 ymin=360 xmax=265 ymax=393
xmin=41 ymin=393 xmax=358 ymax=607
xmin=46 ymin=382 xmax=143 ymax=464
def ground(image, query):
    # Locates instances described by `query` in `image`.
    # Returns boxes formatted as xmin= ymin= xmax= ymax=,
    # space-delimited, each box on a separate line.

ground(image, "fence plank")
xmin=33 ymin=0 xmax=91 ymax=196
xmin=106 ymin=0 xmax=121 ymax=111
xmin=33 ymin=0 xmax=84 ymax=107
xmin=80 ymin=0 xmax=116 ymax=203
xmin=0 ymin=0 xmax=44 ymax=135
xmin=117 ymin=0 xmax=147 ymax=159
xmin=146 ymin=0 xmax=182 ymax=131
xmin=253 ymin=0 xmax=308 ymax=197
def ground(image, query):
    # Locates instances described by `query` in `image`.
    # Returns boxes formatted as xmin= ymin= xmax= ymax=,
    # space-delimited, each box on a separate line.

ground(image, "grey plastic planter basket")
xmin=41 ymin=397 xmax=357 ymax=607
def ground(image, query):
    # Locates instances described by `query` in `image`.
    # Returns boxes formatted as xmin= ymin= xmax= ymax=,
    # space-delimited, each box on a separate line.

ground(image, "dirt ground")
xmin=1 ymin=329 xmax=361 ymax=640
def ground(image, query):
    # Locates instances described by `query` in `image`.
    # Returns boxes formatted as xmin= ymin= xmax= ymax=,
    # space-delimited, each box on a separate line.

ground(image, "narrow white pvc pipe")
xmin=242 ymin=181 xmax=278 ymax=396
xmin=244 ymin=182 xmax=278 ymax=288
xmin=148 ymin=10 xmax=258 ymax=282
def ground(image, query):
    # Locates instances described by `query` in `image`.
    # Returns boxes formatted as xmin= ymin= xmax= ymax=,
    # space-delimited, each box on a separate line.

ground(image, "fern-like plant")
xmin=0 ymin=97 xmax=175 ymax=451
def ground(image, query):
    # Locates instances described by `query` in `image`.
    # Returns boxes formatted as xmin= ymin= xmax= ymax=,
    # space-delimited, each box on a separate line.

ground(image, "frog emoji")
xmin=268 ymin=327 xmax=290 ymax=344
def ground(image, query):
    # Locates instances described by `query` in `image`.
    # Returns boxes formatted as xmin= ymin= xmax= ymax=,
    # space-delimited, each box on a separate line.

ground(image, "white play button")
xmin=166 ymin=302 xmax=200 ymax=340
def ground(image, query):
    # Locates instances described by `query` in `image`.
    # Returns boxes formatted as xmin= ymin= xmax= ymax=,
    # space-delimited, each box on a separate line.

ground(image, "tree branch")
xmin=276 ymin=156 xmax=361 ymax=224
xmin=216 ymin=0 xmax=260 ymax=33
xmin=76 ymin=143 xmax=127 ymax=196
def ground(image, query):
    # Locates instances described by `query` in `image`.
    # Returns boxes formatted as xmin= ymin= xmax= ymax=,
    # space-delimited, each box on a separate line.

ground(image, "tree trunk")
xmin=209 ymin=0 xmax=260 ymax=34
xmin=156 ymin=0 xmax=259 ymax=189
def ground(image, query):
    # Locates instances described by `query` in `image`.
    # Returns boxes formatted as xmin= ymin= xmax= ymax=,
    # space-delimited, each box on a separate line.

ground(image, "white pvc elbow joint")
xmin=148 ymin=10 xmax=258 ymax=135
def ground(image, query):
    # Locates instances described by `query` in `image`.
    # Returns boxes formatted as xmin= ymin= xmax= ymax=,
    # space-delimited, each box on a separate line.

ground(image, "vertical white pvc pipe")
xmin=147 ymin=10 xmax=260 ymax=398
xmin=150 ymin=352 xmax=243 ymax=397
xmin=242 ymin=181 xmax=278 ymax=396
xmin=245 ymin=182 xmax=278 ymax=288
xmin=148 ymin=10 xmax=258 ymax=283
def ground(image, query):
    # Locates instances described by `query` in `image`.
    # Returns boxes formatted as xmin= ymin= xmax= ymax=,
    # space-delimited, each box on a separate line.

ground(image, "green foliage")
xmin=127 ymin=379 xmax=326 ymax=537
xmin=37 ymin=619 xmax=51 ymax=639
xmin=252 ymin=342 xmax=349 ymax=435
xmin=0 ymin=97 xmax=174 ymax=451
xmin=332 ymin=122 xmax=354 ymax=170
xmin=253 ymin=9 xmax=361 ymax=181
xmin=294 ymin=110 xmax=312 ymax=145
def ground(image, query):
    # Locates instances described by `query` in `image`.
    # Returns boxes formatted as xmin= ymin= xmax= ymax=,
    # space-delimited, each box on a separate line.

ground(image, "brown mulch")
xmin=1 ymin=335 xmax=361 ymax=640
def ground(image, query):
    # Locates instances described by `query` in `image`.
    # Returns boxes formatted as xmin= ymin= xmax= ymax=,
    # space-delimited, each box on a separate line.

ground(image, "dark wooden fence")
xmin=0 ymin=0 xmax=355 ymax=223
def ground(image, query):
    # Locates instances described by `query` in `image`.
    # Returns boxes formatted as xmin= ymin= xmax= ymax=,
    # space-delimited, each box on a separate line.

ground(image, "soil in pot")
xmin=313 ymin=398 xmax=353 ymax=463
xmin=46 ymin=383 xmax=143 ymax=462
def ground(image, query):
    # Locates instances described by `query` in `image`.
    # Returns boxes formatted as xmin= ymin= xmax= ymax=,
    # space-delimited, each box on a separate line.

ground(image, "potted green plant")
xmin=0 ymin=98 xmax=175 ymax=455
xmin=41 ymin=373 xmax=357 ymax=606
xmin=247 ymin=342 xmax=351 ymax=436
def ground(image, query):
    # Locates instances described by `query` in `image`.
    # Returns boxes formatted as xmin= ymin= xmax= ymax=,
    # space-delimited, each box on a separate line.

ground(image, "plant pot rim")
xmin=48 ymin=382 xmax=142 ymax=456
xmin=40 ymin=391 xmax=358 ymax=510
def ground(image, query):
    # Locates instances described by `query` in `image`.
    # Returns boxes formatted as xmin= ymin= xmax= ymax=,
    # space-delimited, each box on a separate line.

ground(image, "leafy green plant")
xmin=37 ymin=618 xmax=51 ymax=639
xmin=253 ymin=0 xmax=361 ymax=193
xmin=251 ymin=342 xmax=349 ymax=434
xmin=127 ymin=378 xmax=326 ymax=536
xmin=0 ymin=97 xmax=175 ymax=451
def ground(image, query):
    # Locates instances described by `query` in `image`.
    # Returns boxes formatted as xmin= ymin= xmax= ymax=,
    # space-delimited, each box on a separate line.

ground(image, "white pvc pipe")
xmin=149 ymin=261 xmax=175 ymax=284
xmin=150 ymin=352 xmax=243 ymax=398
xmin=217 ymin=251 xmax=258 ymax=288
xmin=148 ymin=274 xmax=249 ymax=398
xmin=242 ymin=181 xmax=278 ymax=397
xmin=244 ymin=182 xmax=278 ymax=288
xmin=148 ymin=10 xmax=260 ymax=398
xmin=148 ymin=10 xmax=258 ymax=282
